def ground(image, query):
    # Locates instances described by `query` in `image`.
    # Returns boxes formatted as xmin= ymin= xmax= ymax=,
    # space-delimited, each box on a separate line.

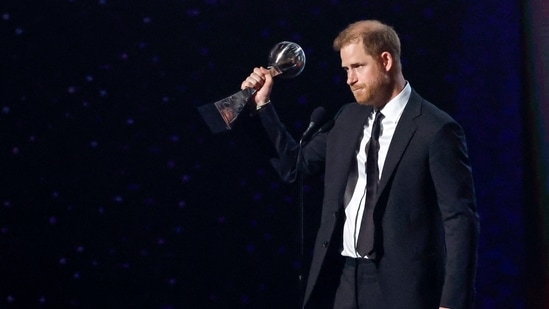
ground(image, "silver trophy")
xmin=198 ymin=41 xmax=306 ymax=133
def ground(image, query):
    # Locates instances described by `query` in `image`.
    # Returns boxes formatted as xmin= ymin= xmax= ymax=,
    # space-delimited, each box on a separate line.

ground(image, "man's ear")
xmin=380 ymin=51 xmax=393 ymax=72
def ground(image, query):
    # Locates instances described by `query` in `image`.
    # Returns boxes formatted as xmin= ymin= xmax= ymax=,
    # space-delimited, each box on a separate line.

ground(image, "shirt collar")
xmin=378 ymin=82 xmax=411 ymax=125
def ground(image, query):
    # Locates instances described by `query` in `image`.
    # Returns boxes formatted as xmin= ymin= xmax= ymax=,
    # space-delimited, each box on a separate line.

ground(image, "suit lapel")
xmin=377 ymin=91 xmax=422 ymax=198
xmin=326 ymin=104 xmax=372 ymax=209
xmin=338 ymin=105 xmax=372 ymax=153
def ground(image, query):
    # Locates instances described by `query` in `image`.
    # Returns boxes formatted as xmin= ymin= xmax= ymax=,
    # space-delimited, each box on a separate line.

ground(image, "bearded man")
xmin=241 ymin=20 xmax=479 ymax=309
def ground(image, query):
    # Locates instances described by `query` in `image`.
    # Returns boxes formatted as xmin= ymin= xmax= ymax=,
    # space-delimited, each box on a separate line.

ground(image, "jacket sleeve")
xmin=429 ymin=122 xmax=480 ymax=309
xmin=257 ymin=104 xmax=328 ymax=183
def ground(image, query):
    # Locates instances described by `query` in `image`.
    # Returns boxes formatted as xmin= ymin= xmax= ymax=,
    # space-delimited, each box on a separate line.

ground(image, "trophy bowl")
xmin=268 ymin=41 xmax=306 ymax=79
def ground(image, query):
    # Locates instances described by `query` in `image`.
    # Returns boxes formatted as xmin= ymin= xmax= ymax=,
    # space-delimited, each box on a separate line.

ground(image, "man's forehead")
xmin=340 ymin=44 xmax=372 ymax=62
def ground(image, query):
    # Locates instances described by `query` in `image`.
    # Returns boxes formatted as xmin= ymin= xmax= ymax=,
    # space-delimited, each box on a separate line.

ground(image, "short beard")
xmin=354 ymin=73 xmax=391 ymax=106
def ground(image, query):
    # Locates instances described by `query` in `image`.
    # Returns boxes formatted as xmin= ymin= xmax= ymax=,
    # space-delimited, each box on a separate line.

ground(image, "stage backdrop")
xmin=524 ymin=0 xmax=549 ymax=306
xmin=0 ymin=0 xmax=542 ymax=308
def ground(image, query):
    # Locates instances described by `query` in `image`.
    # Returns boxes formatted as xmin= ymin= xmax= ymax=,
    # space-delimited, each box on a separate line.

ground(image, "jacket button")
xmin=323 ymin=241 xmax=329 ymax=248
xmin=332 ymin=212 xmax=337 ymax=218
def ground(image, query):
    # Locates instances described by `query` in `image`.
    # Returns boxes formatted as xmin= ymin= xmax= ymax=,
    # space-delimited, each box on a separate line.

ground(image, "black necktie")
xmin=356 ymin=111 xmax=384 ymax=257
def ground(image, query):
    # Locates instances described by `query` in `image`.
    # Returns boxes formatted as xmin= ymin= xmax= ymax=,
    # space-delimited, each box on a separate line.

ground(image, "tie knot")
xmin=371 ymin=111 xmax=384 ymax=139
xmin=374 ymin=111 xmax=384 ymax=123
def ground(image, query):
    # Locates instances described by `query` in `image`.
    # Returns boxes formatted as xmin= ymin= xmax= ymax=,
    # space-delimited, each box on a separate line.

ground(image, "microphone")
xmin=317 ymin=118 xmax=334 ymax=133
xmin=300 ymin=107 xmax=327 ymax=144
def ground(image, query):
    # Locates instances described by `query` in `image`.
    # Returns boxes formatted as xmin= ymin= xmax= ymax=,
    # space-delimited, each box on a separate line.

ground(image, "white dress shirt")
xmin=341 ymin=82 xmax=411 ymax=258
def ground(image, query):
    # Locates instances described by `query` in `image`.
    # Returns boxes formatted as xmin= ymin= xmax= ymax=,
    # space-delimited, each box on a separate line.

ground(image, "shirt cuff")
xmin=256 ymin=99 xmax=271 ymax=111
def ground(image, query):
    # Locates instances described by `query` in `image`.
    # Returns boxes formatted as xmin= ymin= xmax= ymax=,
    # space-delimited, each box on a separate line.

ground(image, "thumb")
xmin=255 ymin=67 xmax=273 ymax=104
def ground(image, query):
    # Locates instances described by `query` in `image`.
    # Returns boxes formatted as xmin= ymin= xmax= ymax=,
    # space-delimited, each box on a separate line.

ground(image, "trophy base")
xmin=197 ymin=88 xmax=255 ymax=134
xmin=197 ymin=103 xmax=230 ymax=134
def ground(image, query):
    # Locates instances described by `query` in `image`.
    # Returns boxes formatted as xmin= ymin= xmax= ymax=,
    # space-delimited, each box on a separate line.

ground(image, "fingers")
xmin=261 ymin=66 xmax=273 ymax=85
xmin=241 ymin=67 xmax=270 ymax=90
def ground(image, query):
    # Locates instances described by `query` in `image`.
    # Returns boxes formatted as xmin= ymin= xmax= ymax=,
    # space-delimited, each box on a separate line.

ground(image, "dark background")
xmin=0 ymin=0 xmax=535 ymax=308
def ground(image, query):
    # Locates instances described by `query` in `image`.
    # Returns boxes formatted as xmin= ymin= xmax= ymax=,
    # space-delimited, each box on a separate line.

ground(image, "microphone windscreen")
xmin=310 ymin=106 xmax=326 ymax=124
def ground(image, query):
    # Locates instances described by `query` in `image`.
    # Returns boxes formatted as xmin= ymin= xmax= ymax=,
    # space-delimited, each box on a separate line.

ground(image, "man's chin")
xmin=355 ymin=98 xmax=373 ymax=106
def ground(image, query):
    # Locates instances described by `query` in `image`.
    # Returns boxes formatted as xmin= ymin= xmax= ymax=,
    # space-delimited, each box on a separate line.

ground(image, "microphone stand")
xmin=296 ymin=137 xmax=306 ymax=309
xmin=295 ymin=116 xmax=333 ymax=308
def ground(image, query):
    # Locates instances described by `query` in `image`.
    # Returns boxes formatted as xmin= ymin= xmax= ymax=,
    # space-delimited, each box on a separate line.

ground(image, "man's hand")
xmin=241 ymin=67 xmax=273 ymax=108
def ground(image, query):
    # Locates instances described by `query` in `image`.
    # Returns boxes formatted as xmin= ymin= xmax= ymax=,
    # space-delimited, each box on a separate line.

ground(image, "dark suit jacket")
xmin=258 ymin=89 xmax=479 ymax=309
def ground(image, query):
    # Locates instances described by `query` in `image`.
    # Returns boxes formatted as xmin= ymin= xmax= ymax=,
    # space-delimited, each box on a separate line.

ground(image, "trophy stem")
xmin=268 ymin=66 xmax=283 ymax=77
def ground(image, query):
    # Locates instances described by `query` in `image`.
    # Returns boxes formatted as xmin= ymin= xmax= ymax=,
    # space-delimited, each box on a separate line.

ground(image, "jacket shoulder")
xmin=409 ymin=91 xmax=459 ymax=129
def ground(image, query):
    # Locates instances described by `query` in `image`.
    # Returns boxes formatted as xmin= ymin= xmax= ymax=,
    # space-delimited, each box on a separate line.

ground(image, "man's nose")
xmin=346 ymin=70 xmax=357 ymax=85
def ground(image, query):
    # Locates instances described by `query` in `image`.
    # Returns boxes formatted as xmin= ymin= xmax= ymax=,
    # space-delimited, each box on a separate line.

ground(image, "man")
xmin=241 ymin=20 xmax=479 ymax=309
